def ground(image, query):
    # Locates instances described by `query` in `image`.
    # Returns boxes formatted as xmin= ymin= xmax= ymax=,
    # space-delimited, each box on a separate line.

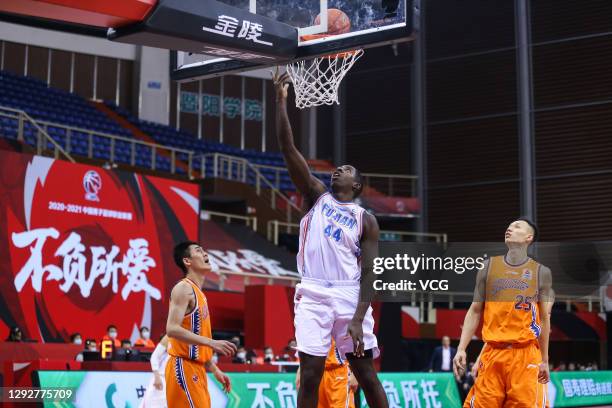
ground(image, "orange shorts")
xmin=165 ymin=356 xmax=210 ymax=408
xmin=464 ymin=342 xmax=548 ymax=408
xmin=318 ymin=365 xmax=355 ymax=408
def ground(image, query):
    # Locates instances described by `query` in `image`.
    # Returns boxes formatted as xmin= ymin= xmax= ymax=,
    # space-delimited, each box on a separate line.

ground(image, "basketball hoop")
xmin=286 ymin=34 xmax=364 ymax=109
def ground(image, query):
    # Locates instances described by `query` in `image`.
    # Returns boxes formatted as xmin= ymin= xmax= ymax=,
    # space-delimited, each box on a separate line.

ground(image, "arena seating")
xmin=103 ymin=100 xmax=312 ymax=192
xmin=0 ymin=70 xmax=331 ymax=191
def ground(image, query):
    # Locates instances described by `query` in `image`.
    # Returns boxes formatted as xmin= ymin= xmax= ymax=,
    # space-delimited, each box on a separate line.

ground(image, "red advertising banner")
xmin=0 ymin=151 xmax=199 ymax=343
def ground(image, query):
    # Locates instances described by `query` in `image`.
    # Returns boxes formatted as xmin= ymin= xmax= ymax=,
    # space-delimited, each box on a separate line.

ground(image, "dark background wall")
xmin=1 ymin=41 xmax=133 ymax=111
xmin=339 ymin=0 xmax=612 ymax=241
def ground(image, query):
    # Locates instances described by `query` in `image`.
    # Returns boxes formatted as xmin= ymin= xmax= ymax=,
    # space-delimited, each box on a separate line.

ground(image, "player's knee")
xmin=354 ymin=370 xmax=380 ymax=393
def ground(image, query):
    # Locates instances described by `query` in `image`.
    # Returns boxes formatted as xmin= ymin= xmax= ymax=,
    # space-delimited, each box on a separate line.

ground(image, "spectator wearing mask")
xmin=102 ymin=325 xmax=121 ymax=348
xmin=568 ymin=362 xmax=577 ymax=371
xmin=70 ymin=333 xmax=83 ymax=345
xmin=264 ymin=346 xmax=276 ymax=363
xmin=233 ymin=346 xmax=247 ymax=364
xmin=135 ymin=327 xmax=155 ymax=347
xmin=280 ymin=339 xmax=298 ymax=361
xmin=6 ymin=326 xmax=23 ymax=342
xmin=85 ymin=339 xmax=97 ymax=351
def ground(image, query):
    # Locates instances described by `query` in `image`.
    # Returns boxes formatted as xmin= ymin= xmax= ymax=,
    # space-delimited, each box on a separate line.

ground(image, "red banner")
xmin=0 ymin=151 xmax=199 ymax=343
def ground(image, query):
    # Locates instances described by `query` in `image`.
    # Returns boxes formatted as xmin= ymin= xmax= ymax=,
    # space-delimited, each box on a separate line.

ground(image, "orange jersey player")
xmin=297 ymin=341 xmax=358 ymax=408
xmin=165 ymin=241 xmax=237 ymax=408
xmin=453 ymin=219 xmax=554 ymax=408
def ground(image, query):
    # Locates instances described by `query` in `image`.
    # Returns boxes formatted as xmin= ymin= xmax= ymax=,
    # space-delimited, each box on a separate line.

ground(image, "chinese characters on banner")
xmin=12 ymin=228 xmax=161 ymax=300
xmin=0 ymin=151 xmax=200 ymax=343
xmin=202 ymin=15 xmax=273 ymax=46
xmin=181 ymin=91 xmax=263 ymax=121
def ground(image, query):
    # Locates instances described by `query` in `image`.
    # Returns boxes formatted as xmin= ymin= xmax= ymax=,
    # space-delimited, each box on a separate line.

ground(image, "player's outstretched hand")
xmin=453 ymin=350 xmax=467 ymax=378
xmin=214 ymin=368 xmax=232 ymax=393
xmin=347 ymin=319 xmax=365 ymax=357
xmin=272 ymin=67 xmax=290 ymax=99
xmin=210 ymin=339 xmax=237 ymax=357
xmin=538 ymin=362 xmax=550 ymax=384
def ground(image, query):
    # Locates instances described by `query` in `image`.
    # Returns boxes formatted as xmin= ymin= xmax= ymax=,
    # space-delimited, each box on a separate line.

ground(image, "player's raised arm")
xmin=273 ymin=69 xmax=326 ymax=205
xmin=453 ymin=259 xmax=488 ymax=377
xmin=166 ymin=281 xmax=236 ymax=356
xmin=537 ymin=266 xmax=554 ymax=383
xmin=348 ymin=211 xmax=379 ymax=357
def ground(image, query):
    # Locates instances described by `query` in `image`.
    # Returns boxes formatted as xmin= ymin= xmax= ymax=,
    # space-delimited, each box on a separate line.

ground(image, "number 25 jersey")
xmin=482 ymin=256 xmax=542 ymax=344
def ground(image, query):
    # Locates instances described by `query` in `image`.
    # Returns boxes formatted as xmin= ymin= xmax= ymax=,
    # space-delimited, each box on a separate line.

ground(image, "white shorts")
xmin=293 ymin=277 xmax=379 ymax=359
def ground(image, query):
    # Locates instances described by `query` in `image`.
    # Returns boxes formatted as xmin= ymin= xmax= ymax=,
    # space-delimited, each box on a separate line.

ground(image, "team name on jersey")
xmin=490 ymin=278 xmax=530 ymax=296
xmin=321 ymin=203 xmax=358 ymax=230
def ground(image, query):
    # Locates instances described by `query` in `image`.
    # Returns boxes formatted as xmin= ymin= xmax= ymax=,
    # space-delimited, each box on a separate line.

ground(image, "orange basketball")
xmin=314 ymin=8 xmax=351 ymax=35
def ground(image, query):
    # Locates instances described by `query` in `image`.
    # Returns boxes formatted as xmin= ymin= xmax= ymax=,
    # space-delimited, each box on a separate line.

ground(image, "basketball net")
xmin=286 ymin=34 xmax=364 ymax=109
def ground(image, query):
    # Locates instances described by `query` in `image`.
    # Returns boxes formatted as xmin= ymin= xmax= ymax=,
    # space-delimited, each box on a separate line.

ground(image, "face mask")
xmin=108 ymin=331 xmax=117 ymax=339
xmin=237 ymin=352 xmax=246 ymax=360
xmin=74 ymin=338 xmax=82 ymax=345
xmin=141 ymin=331 xmax=150 ymax=340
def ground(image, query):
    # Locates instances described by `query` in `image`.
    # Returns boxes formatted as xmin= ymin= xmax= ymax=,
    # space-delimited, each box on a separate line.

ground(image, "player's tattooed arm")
xmin=349 ymin=211 xmax=380 ymax=357
xmin=453 ymin=259 xmax=488 ymax=377
xmin=166 ymin=281 xmax=236 ymax=356
xmin=537 ymin=265 xmax=554 ymax=383
xmin=273 ymin=68 xmax=326 ymax=206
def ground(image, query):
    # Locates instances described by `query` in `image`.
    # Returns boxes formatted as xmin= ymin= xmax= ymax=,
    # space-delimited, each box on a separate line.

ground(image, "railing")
xmin=213 ymin=269 xmax=603 ymax=316
xmin=200 ymin=153 xmax=303 ymax=225
xmin=0 ymin=106 xmax=74 ymax=162
xmin=266 ymin=220 xmax=447 ymax=246
xmin=405 ymin=291 xmax=603 ymax=323
xmin=379 ymin=230 xmax=448 ymax=243
xmin=249 ymin=162 xmax=419 ymax=197
xmin=362 ymin=173 xmax=418 ymax=197
xmin=216 ymin=269 xmax=299 ymax=291
xmin=0 ymin=105 xmax=194 ymax=176
xmin=201 ymin=210 xmax=258 ymax=232
xmin=0 ymin=106 xmax=418 ymax=224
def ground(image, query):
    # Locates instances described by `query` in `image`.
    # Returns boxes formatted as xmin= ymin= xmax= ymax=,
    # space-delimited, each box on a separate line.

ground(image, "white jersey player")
xmin=274 ymin=69 xmax=388 ymax=408
xmin=138 ymin=335 xmax=169 ymax=408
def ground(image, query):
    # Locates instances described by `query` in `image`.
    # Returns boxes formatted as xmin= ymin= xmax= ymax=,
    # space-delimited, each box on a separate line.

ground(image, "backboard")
xmin=171 ymin=0 xmax=418 ymax=81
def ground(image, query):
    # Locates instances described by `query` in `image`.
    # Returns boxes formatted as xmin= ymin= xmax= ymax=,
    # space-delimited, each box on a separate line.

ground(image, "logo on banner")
xmin=83 ymin=170 xmax=102 ymax=202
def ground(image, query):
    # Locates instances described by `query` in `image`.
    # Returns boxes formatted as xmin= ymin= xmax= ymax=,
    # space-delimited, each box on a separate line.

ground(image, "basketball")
xmin=315 ymin=8 xmax=351 ymax=35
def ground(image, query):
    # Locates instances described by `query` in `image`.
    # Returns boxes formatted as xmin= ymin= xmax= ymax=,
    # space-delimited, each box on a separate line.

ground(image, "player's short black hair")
xmin=517 ymin=217 xmax=538 ymax=243
xmin=140 ymin=326 xmax=149 ymax=332
xmin=173 ymin=241 xmax=200 ymax=275
xmin=107 ymin=325 xmax=117 ymax=331
xmin=121 ymin=339 xmax=131 ymax=346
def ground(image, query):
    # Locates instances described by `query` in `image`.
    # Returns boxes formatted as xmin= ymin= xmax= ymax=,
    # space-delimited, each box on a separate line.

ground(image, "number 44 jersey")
xmin=297 ymin=192 xmax=366 ymax=282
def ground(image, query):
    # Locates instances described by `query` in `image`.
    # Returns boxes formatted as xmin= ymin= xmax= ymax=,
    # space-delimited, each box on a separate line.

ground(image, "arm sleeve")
xmin=150 ymin=342 xmax=167 ymax=372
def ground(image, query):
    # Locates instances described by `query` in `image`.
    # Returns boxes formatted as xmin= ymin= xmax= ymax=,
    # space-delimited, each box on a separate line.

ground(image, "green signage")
xmin=549 ymin=371 xmax=612 ymax=407
xmin=360 ymin=372 xmax=461 ymax=408
xmin=35 ymin=369 xmax=612 ymax=408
